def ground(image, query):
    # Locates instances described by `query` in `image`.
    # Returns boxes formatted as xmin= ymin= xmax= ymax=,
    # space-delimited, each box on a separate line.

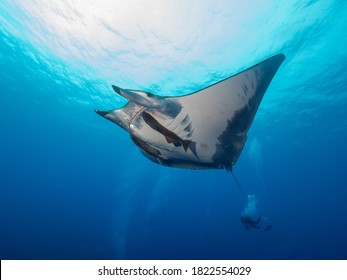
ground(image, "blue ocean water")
xmin=1 ymin=1 xmax=347 ymax=260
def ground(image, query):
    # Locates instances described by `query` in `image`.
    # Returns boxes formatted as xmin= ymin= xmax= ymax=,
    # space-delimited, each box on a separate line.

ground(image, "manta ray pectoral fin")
xmin=96 ymin=54 xmax=284 ymax=171
xmin=112 ymin=85 xmax=164 ymax=108
xmin=171 ymin=54 xmax=285 ymax=169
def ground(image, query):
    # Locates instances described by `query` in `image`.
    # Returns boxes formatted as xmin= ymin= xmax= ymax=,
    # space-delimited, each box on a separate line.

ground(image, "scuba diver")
xmin=240 ymin=215 xmax=262 ymax=230
xmin=240 ymin=195 xmax=272 ymax=231
xmin=240 ymin=214 xmax=272 ymax=231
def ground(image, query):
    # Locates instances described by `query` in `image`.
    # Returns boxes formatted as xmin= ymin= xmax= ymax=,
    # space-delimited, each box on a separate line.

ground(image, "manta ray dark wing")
xmin=173 ymin=54 xmax=285 ymax=170
xmin=95 ymin=54 xmax=285 ymax=171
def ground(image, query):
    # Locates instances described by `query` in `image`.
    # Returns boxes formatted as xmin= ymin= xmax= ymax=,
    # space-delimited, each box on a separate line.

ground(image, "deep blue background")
xmin=1 ymin=2 xmax=347 ymax=260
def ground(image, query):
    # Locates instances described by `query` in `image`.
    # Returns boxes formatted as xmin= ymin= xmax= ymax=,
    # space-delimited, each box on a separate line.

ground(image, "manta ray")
xmin=95 ymin=54 xmax=285 ymax=172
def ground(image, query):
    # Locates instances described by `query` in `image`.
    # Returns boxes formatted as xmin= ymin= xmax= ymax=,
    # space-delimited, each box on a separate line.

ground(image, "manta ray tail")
xmin=231 ymin=172 xmax=242 ymax=191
